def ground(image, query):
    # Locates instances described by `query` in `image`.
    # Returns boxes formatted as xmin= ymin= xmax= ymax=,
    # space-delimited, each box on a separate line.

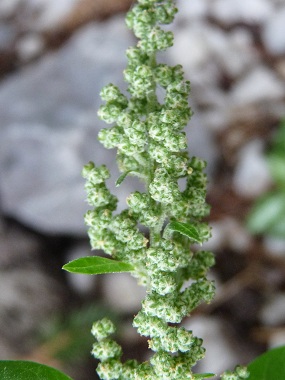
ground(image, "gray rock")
xmin=233 ymin=139 xmax=272 ymax=198
xmin=175 ymin=0 xmax=208 ymax=22
xmin=262 ymin=6 xmax=285 ymax=55
xmin=230 ymin=66 xmax=285 ymax=106
xmin=0 ymin=0 xmax=21 ymax=18
xmin=264 ymin=236 xmax=285 ymax=258
xmin=0 ymin=22 xmax=17 ymax=50
xmin=16 ymin=33 xmax=45 ymax=62
xmin=210 ymin=0 xmax=274 ymax=25
xmin=0 ymin=0 xmax=80 ymax=31
xmin=183 ymin=316 xmax=240 ymax=375
xmin=0 ymin=268 xmax=63 ymax=355
xmin=102 ymin=272 xmax=146 ymax=313
xmin=260 ymin=293 xmax=285 ymax=326
xmin=0 ymin=17 xmax=133 ymax=235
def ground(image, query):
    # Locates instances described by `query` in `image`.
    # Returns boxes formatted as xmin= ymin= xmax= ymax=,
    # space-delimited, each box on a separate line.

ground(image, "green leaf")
xmin=270 ymin=119 xmax=285 ymax=155
xmin=246 ymin=192 xmax=285 ymax=238
xmin=247 ymin=345 xmax=285 ymax=380
xmin=0 ymin=360 xmax=73 ymax=380
xmin=267 ymin=153 xmax=285 ymax=188
xmin=62 ymin=256 xmax=134 ymax=275
xmin=115 ymin=171 xmax=133 ymax=187
xmin=167 ymin=221 xmax=202 ymax=244
xmin=193 ymin=373 xmax=216 ymax=379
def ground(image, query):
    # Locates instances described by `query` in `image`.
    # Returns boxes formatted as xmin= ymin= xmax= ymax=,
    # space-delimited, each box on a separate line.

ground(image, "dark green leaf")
xmin=63 ymin=256 xmax=134 ymax=275
xmin=246 ymin=192 xmax=285 ymax=237
xmin=248 ymin=345 xmax=285 ymax=380
xmin=115 ymin=171 xmax=133 ymax=187
xmin=270 ymin=119 xmax=285 ymax=155
xmin=0 ymin=360 xmax=73 ymax=380
xmin=167 ymin=221 xmax=202 ymax=244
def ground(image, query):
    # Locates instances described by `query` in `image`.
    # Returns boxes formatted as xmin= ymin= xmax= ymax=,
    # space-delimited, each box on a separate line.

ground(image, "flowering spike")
xmin=80 ymin=0 xmax=249 ymax=379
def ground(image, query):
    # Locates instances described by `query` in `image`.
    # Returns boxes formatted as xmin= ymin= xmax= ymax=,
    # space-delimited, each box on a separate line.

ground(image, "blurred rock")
xmin=0 ymin=0 xmax=21 ymax=18
xmin=0 ymin=268 xmax=64 ymax=356
xmin=16 ymin=33 xmax=45 ymax=62
xmin=262 ymin=6 xmax=285 ymax=55
xmin=183 ymin=316 xmax=240 ymax=376
xmin=102 ymin=273 xmax=146 ymax=313
xmin=230 ymin=66 xmax=285 ymax=106
xmin=0 ymin=22 xmax=17 ymax=50
xmin=260 ymin=293 xmax=285 ymax=325
xmin=204 ymin=218 xmax=251 ymax=252
xmin=264 ymin=236 xmax=285 ymax=258
xmin=268 ymin=330 xmax=285 ymax=349
xmin=0 ymin=223 xmax=41 ymax=268
xmin=175 ymin=0 xmax=208 ymax=21
xmin=233 ymin=139 xmax=272 ymax=198
xmin=0 ymin=17 xmax=133 ymax=235
xmin=0 ymin=221 xmax=66 ymax=356
xmin=210 ymin=0 xmax=274 ymax=25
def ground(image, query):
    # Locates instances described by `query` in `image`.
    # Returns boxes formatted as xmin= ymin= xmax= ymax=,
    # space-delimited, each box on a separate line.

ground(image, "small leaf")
xmin=63 ymin=256 xmax=134 ymax=275
xmin=116 ymin=171 xmax=133 ymax=187
xmin=246 ymin=192 xmax=285 ymax=237
xmin=247 ymin=345 xmax=285 ymax=380
xmin=193 ymin=373 xmax=216 ymax=379
xmin=0 ymin=360 xmax=73 ymax=380
xmin=167 ymin=221 xmax=202 ymax=244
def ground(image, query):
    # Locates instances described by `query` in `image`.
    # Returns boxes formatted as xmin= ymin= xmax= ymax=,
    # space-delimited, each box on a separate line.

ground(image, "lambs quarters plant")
xmin=2 ymin=0 xmax=285 ymax=379
xmin=65 ymin=0 xmax=248 ymax=379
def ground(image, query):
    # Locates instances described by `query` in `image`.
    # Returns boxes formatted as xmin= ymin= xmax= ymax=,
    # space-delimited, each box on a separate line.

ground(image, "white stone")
xmin=169 ymin=21 xmax=213 ymax=71
xmin=183 ymin=316 xmax=239 ymax=375
xmin=203 ymin=218 xmax=251 ymax=252
xmin=102 ymin=273 xmax=146 ymax=313
xmin=211 ymin=0 xmax=274 ymax=25
xmin=0 ymin=0 xmax=21 ymax=18
xmin=260 ymin=293 xmax=285 ymax=325
xmin=233 ymin=139 xmax=272 ymax=198
xmin=262 ymin=7 xmax=285 ymax=55
xmin=264 ymin=236 xmax=285 ymax=258
xmin=202 ymin=221 xmax=228 ymax=251
xmin=25 ymin=0 xmax=80 ymax=32
xmin=268 ymin=330 xmax=285 ymax=349
xmin=231 ymin=66 xmax=285 ymax=106
xmin=0 ymin=18 xmax=133 ymax=234
xmin=0 ymin=23 xmax=17 ymax=50
xmin=175 ymin=0 xmax=208 ymax=21
xmin=16 ymin=33 xmax=45 ymax=62
xmin=216 ymin=28 xmax=258 ymax=79
xmin=0 ymin=269 xmax=62 ymax=341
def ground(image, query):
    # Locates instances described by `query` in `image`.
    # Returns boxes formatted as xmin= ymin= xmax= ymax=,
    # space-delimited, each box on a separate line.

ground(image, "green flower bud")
xmin=96 ymin=360 xmax=123 ymax=380
xmin=91 ymin=318 xmax=116 ymax=341
xmin=82 ymin=162 xmax=110 ymax=184
xmin=86 ymin=184 xmax=117 ymax=208
xmin=98 ymin=126 xmax=123 ymax=149
xmin=98 ymin=102 xmax=125 ymax=124
xmin=133 ymin=311 xmax=167 ymax=337
xmin=100 ymin=84 xmax=128 ymax=105
xmin=150 ymin=271 xmax=177 ymax=295
xmin=149 ymin=168 xmax=181 ymax=204
xmin=92 ymin=339 xmax=122 ymax=361
xmin=154 ymin=1 xmax=178 ymax=25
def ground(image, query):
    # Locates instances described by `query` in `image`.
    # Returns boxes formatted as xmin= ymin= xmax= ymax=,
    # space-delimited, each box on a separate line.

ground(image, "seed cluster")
xmin=84 ymin=0 xmax=249 ymax=379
